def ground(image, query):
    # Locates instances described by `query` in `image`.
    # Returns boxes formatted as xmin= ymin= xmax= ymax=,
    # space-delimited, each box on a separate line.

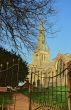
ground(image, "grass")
xmin=20 ymin=86 xmax=68 ymax=110
xmin=0 ymin=86 xmax=68 ymax=110
xmin=0 ymin=92 xmax=12 ymax=105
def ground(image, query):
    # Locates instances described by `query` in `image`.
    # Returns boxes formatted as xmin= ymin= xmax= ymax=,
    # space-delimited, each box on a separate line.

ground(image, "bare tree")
xmin=0 ymin=0 xmax=55 ymax=52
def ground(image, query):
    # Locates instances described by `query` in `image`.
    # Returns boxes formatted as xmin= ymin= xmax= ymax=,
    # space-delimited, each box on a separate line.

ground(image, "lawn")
xmin=20 ymin=86 xmax=68 ymax=110
xmin=0 ymin=92 xmax=12 ymax=105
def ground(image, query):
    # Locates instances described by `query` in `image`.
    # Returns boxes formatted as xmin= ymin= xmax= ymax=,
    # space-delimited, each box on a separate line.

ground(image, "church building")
xmin=28 ymin=20 xmax=71 ymax=88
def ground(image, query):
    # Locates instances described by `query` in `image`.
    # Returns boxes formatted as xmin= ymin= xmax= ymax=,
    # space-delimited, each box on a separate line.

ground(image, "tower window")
xmin=43 ymin=55 xmax=45 ymax=61
xmin=57 ymin=59 xmax=64 ymax=77
xmin=42 ymin=55 xmax=45 ymax=61
xmin=36 ymin=54 xmax=38 ymax=56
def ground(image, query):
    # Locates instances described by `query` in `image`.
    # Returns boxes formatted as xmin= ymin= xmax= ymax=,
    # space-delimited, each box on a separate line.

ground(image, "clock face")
xmin=36 ymin=54 xmax=38 ymax=56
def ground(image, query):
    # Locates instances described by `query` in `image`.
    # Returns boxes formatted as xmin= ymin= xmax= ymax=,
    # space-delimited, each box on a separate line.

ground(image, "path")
xmin=7 ymin=93 xmax=60 ymax=110
xmin=7 ymin=93 xmax=29 ymax=110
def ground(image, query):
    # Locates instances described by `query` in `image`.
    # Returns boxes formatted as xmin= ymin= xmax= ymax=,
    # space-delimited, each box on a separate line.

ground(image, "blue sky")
xmin=27 ymin=0 xmax=71 ymax=63
xmin=48 ymin=0 xmax=71 ymax=60
xmin=2 ymin=0 xmax=71 ymax=64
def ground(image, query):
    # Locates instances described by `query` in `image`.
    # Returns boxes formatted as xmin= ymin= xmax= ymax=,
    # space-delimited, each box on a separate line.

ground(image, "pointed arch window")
xmin=57 ymin=59 xmax=65 ymax=76
xmin=42 ymin=55 xmax=45 ymax=61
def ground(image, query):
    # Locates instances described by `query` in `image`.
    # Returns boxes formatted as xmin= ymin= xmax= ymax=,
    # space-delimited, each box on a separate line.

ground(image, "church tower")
xmin=28 ymin=20 xmax=50 ymax=87
xmin=32 ymin=20 xmax=50 ymax=67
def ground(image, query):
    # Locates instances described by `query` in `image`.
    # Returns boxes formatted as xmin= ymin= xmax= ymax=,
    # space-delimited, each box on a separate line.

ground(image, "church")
xmin=27 ymin=20 xmax=71 ymax=88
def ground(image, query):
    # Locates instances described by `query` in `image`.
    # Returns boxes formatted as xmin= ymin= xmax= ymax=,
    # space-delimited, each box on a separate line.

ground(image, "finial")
xmin=58 ymin=50 xmax=61 ymax=55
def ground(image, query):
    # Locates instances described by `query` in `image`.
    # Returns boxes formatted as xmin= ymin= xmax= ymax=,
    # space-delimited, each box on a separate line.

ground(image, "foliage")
xmin=0 ymin=47 xmax=29 ymax=86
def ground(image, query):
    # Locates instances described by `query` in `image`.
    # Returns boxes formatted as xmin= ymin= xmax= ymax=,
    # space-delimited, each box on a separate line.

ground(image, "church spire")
xmin=37 ymin=19 xmax=46 ymax=50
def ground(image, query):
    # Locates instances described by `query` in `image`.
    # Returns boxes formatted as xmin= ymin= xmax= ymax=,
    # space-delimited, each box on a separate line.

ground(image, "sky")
xmin=48 ymin=0 xmax=71 ymax=60
xmin=1 ymin=0 xmax=71 ymax=64
xmin=26 ymin=0 xmax=71 ymax=63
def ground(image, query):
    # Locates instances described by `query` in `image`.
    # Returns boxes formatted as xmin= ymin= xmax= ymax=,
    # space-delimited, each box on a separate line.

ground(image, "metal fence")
xmin=0 ymin=60 xmax=71 ymax=110
xmin=29 ymin=61 xmax=71 ymax=110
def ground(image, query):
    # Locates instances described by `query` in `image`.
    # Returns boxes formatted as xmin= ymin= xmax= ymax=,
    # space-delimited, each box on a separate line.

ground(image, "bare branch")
xmin=0 ymin=0 xmax=55 ymax=52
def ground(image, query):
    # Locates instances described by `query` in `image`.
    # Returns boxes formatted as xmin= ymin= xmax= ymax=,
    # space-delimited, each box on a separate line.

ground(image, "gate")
xmin=29 ymin=61 xmax=71 ymax=110
xmin=0 ymin=60 xmax=19 ymax=110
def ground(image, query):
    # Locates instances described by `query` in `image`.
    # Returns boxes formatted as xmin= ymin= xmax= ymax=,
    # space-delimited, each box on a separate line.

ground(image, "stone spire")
xmin=32 ymin=19 xmax=50 ymax=66
xmin=37 ymin=20 xmax=46 ymax=50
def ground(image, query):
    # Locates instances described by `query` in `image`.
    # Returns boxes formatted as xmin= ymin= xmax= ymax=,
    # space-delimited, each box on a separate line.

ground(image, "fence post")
xmin=2 ymin=96 xmax=4 ymax=110
xmin=29 ymin=69 xmax=33 ymax=110
xmin=67 ymin=61 xmax=71 ymax=110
